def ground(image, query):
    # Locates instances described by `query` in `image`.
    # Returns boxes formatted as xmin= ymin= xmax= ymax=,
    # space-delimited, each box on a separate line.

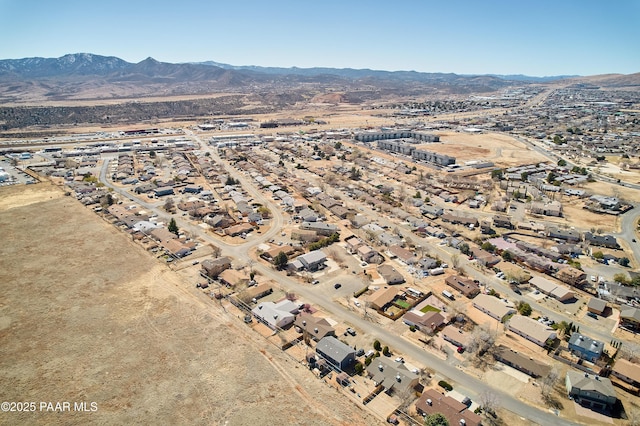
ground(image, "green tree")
xmin=349 ymin=167 xmax=362 ymax=180
xmin=354 ymin=361 xmax=364 ymax=375
xmin=424 ymin=413 xmax=449 ymax=426
xmin=491 ymin=169 xmax=503 ymax=180
xmin=557 ymin=159 xmax=567 ymax=167
xmin=414 ymin=191 xmax=422 ymax=199
xmin=592 ymin=251 xmax=604 ymax=260
xmin=517 ymin=301 xmax=532 ymax=316
xmin=547 ymin=171 xmax=557 ymax=183
xmin=168 ymin=217 xmax=179 ymax=236
xmin=334 ymin=141 xmax=342 ymax=149
xmin=382 ymin=346 xmax=390 ymax=356
xmin=273 ymin=251 xmax=289 ymax=270
xmin=502 ymin=251 xmax=513 ymax=261
xmin=459 ymin=243 xmax=470 ymax=256
xmin=373 ymin=340 xmax=382 ymax=351
xmin=481 ymin=242 xmax=496 ymax=253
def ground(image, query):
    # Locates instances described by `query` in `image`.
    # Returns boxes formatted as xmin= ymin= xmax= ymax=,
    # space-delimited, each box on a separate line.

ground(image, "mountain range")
xmin=0 ymin=53 xmax=637 ymax=107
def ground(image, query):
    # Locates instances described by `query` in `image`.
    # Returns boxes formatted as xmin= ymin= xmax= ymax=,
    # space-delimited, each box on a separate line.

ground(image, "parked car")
xmin=346 ymin=328 xmax=357 ymax=336
xmin=587 ymin=312 xmax=598 ymax=319
xmin=394 ymin=357 xmax=404 ymax=363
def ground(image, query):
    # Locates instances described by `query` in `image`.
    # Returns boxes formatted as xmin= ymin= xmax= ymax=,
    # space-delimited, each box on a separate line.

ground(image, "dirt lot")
xmin=421 ymin=131 xmax=548 ymax=167
xmin=0 ymin=183 xmax=378 ymax=425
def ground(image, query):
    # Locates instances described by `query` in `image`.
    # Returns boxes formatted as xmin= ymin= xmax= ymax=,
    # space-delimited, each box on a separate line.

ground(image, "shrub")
xmin=438 ymin=380 xmax=453 ymax=391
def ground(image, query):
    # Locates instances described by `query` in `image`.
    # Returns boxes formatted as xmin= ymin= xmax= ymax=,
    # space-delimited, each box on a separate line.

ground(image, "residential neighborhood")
xmin=4 ymin=86 xmax=640 ymax=426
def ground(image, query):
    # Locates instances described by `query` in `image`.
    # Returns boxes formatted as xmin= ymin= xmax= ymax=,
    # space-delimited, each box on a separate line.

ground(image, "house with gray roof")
xmin=366 ymin=356 xmax=418 ymax=396
xmin=566 ymin=371 xmax=617 ymax=411
xmin=584 ymin=232 xmax=620 ymax=249
xmin=568 ymin=333 xmax=604 ymax=362
xmin=315 ymin=336 xmax=355 ymax=371
xmin=378 ymin=232 xmax=402 ymax=247
xmin=300 ymin=221 xmax=339 ymax=236
xmin=294 ymin=250 xmax=327 ymax=272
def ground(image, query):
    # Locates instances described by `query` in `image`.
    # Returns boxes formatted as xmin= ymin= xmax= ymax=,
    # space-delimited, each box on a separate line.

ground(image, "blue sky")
xmin=1 ymin=0 xmax=638 ymax=76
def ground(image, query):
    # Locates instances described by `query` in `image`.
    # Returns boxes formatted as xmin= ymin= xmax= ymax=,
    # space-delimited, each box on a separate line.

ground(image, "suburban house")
xmin=300 ymin=221 xmax=339 ymax=236
xmin=556 ymin=267 xmax=587 ymax=287
xmin=368 ymin=287 xmax=400 ymax=311
xmin=471 ymin=247 xmax=501 ymax=267
xmin=154 ymin=186 xmax=174 ymax=197
xmin=251 ymin=300 xmax=299 ymax=330
xmin=587 ymin=298 xmax=607 ymax=316
xmin=225 ymin=222 xmax=254 ymax=237
xmin=402 ymin=310 xmax=446 ymax=332
xmin=238 ymin=283 xmax=272 ymax=302
xmin=357 ymin=245 xmax=383 ymax=264
xmin=378 ymin=232 xmax=402 ymax=247
xmin=611 ymin=359 xmax=640 ymax=394
xmin=366 ymin=357 xmax=419 ymax=396
xmin=344 ymin=235 xmax=364 ymax=253
xmin=493 ymin=215 xmax=514 ymax=229
xmin=494 ymin=345 xmax=551 ymax=378
xmin=388 ymin=245 xmax=416 ymax=265
xmin=441 ymin=325 xmax=471 ymax=349
xmin=530 ymin=200 xmax=562 ymax=217
xmin=620 ymin=306 xmax=640 ymax=331
xmin=529 ymin=276 xmax=575 ymax=302
xmin=218 ymin=269 xmax=249 ymax=288
xmin=415 ymin=389 xmax=481 ymax=426
xmin=584 ymin=232 xmax=620 ymax=249
xmin=508 ymin=315 xmax=557 ymax=347
xmin=547 ymin=228 xmax=581 ymax=243
xmin=201 ymin=257 xmax=232 ymax=278
xmin=566 ymin=371 xmax=617 ymax=411
xmin=377 ymin=264 xmax=405 ymax=285
xmin=292 ymin=250 xmax=327 ymax=272
xmin=568 ymin=333 xmax=604 ymax=362
xmin=315 ymin=336 xmax=356 ymax=371
xmin=445 ymin=275 xmax=480 ymax=298
xmin=472 ymin=294 xmax=516 ymax=322
xmin=294 ymin=313 xmax=336 ymax=342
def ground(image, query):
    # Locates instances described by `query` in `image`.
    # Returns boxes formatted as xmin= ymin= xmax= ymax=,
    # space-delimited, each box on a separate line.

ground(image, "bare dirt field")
xmin=0 ymin=183 xmax=378 ymax=426
xmin=421 ymin=131 xmax=548 ymax=167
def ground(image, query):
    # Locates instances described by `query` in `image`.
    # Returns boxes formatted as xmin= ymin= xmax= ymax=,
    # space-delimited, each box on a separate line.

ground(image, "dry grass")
xmin=0 ymin=183 xmax=377 ymax=425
